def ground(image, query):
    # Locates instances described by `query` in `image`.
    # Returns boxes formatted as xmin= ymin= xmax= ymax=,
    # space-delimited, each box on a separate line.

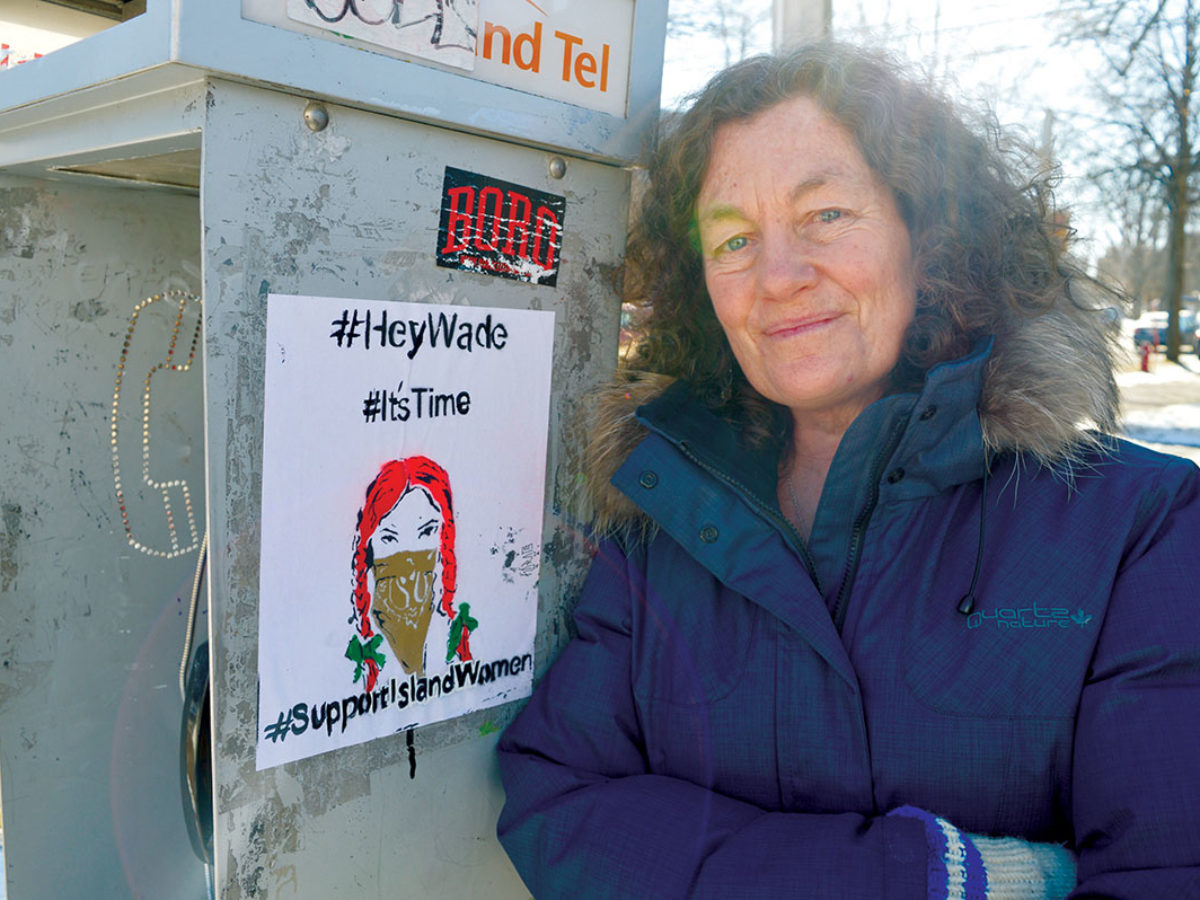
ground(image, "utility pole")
xmin=773 ymin=0 xmax=832 ymax=49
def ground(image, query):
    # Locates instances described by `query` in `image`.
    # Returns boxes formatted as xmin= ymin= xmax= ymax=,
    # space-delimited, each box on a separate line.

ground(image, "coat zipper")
xmin=672 ymin=438 xmax=824 ymax=595
xmin=830 ymin=414 xmax=910 ymax=633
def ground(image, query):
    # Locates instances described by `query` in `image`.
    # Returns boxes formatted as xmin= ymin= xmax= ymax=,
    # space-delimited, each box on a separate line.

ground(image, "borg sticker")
xmin=437 ymin=166 xmax=566 ymax=287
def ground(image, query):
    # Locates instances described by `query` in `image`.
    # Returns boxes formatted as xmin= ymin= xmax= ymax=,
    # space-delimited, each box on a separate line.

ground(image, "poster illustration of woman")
xmin=346 ymin=456 xmax=475 ymax=692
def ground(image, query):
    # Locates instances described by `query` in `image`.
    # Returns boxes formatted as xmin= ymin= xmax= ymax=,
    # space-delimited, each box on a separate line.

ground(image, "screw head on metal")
xmin=548 ymin=156 xmax=567 ymax=179
xmin=303 ymin=101 xmax=330 ymax=132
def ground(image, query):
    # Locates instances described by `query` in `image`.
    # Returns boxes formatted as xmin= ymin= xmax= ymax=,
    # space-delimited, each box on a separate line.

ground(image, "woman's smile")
xmin=762 ymin=311 xmax=844 ymax=339
xmin=696 ymin=94 xmax=917 ymax=427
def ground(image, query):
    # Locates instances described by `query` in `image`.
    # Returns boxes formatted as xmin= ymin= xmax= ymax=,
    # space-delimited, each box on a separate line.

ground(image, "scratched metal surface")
xmin=200 ymin=79 xmax=627 ymax=898
xmin=0 ymin=173 xmax=207 ymax=898
xmin=0 ymin=0 xmax=667 ymax=167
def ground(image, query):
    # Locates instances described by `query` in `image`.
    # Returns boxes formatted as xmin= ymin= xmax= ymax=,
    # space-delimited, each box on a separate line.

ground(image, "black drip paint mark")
xmin=407 ymin=728 xmax=417 ymax=779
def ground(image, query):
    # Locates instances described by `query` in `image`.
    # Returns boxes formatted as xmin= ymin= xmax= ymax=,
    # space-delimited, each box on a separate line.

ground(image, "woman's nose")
xmin=756 ymin=230 xmax=818 ymax=300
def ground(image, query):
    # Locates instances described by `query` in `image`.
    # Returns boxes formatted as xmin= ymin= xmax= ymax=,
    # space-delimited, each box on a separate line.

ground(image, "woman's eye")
xmin=720 ymin=235 xmax=748 ymax=253
xmin=817 ymin=209 xmax=843 ymax=223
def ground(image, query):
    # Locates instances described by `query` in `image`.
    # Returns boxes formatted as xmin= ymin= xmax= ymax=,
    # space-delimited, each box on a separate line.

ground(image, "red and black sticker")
xmin=436 ymin=167 xmax=566 ymax=287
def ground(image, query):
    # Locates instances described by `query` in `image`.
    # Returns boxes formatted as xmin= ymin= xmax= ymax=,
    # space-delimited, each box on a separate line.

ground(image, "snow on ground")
xmin=1115 ymin=354 xmax=1200 ymax=387
xmin=1117 ymin=356 xmax=1200 ymax=463
xmin=1122 ymin=405 xmax=1200 ymax=449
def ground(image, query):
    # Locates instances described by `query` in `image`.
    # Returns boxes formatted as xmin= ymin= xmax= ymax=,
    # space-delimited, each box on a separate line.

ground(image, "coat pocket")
xmin=631 ymin=576 xmax=760 ymax=707
xmin=903 ymin=594 xmax=1098 ymax=718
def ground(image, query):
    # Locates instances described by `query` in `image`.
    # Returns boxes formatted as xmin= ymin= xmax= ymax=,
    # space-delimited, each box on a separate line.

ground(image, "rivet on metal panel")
xmin=303 ymin=101 xmax=330 ymax=132
xmin=548 ymin=156 xmax=567 ymax=179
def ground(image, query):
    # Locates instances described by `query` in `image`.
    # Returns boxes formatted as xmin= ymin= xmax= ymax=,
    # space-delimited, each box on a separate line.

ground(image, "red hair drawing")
xmin=346 ymin=456 xmax=473 ymax=692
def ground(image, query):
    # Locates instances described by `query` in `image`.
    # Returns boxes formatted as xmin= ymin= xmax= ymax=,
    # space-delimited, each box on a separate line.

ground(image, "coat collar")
xmin=626 ymin=342 xmax=990 ymax=569
xmin=582 ymin=342 xmax=994 ymax=540
xmin=577 ymin=298 xmax=1120 ymax=539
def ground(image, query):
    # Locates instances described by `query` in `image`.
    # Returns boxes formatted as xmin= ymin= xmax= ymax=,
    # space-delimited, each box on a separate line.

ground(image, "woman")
xmin=497 ymin=44 xmax=1200 ymax=898
xmin=348 ymin=455 xmax=471 ymax=688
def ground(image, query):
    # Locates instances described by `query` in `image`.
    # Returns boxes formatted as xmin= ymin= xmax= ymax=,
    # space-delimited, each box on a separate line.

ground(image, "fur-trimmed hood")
xmin=576 ymin=301 xmax=1122 ymax=538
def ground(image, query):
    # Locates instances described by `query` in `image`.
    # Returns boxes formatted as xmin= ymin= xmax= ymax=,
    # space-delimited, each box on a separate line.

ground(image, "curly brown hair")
xmin=624 ymin=42 xmax=1089 ymax=446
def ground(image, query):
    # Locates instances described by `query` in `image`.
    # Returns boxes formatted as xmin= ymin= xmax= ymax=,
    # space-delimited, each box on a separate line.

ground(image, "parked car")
xmin=1133 ymin=312 xmax=1167 ymax=347
xmin=1133 ymin=310 xmax=1198 ymax=350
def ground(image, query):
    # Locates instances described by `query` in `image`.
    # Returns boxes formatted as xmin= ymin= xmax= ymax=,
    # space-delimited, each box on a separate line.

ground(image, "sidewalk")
xmin=1117 ymin=350 xmax=1200 ymax=465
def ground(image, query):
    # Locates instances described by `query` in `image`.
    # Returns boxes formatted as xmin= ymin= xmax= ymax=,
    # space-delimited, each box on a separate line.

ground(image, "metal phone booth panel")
xmin=0 ymin=2 xmax=667 ymax=897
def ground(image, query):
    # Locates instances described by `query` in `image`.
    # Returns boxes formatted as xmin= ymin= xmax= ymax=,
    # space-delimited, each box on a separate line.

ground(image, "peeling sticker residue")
xmin=490 ymin=526 xmax=539 ymax=584
xmin=290 ymin=129 xmax=353 ymax=168
xmin=70 ymin=297 xmax=107 ymax=321
xmin=1 ymin=503 xmax=21 ymax=593
xmin=0 ymin=188 xmax=66 ymax=259
xmin=489 ymin=525 xmax=542 ymax=588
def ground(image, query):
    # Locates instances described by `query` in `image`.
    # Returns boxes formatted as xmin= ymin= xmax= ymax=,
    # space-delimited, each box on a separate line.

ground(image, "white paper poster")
xmin=256 ymin=294 xmax=555 ymax=770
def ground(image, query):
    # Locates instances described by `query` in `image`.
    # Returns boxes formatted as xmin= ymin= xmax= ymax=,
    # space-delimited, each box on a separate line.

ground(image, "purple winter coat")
xmin=497 ymin=342 xmax=1200 ymax=898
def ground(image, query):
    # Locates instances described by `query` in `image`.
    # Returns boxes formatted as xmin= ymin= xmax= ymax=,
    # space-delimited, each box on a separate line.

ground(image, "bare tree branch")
xmin=1058 ymin=0 xmax=1200 ymax=357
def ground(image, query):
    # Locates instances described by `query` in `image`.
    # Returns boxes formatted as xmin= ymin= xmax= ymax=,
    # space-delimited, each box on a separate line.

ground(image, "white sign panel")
xmin=472 ymin=0 xmax=633 ymax=117
xmin=256 ymin=294 xmax=555 ymax=770
xmin=242 ymin=0 xmax=633 ymax=116
xmin=285 ymin=0 xmax=479 ymax=70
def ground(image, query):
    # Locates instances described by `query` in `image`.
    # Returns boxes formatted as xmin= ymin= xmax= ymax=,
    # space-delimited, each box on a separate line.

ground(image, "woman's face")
xmin=373 ymin=487 xmax=441 ymax=556
xmin=696 ymin=94 xmax=917 ymax=429
xmin=370 ymin=486 xmax=442 ymax=675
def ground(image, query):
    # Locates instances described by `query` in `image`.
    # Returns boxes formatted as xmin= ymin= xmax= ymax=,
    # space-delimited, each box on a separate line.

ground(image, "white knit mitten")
xmin=967 ymin=832 xmax=1076 ymax=900
xmin=888 ymin=806 xmax=1076 ymax=900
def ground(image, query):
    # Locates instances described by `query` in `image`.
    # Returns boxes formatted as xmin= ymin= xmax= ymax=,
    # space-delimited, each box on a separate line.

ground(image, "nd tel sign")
xmin=472 ymin=0 xmax=634 ymax=117
xmin=249 ymin=0 xmax=635 ymax=118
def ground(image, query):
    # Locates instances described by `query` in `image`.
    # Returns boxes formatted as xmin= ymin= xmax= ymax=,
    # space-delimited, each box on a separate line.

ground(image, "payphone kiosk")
xmin=0 ymin=2 xmax=666 ymax=896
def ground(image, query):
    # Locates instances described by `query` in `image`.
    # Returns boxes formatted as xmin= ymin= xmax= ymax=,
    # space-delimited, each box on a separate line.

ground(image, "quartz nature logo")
xmin=966 ymin=604 xmax=1092 ymax=631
